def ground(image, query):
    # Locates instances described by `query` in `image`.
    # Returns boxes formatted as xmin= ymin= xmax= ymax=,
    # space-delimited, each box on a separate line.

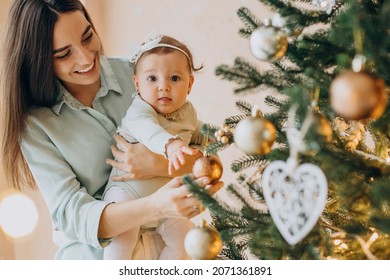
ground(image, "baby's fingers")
xmin=176 ymin=151 xmax=186 ymax=166
xmin=168 ymin=161 xmax=175 ymax=176
xmin=169 ymin=155 xmax=182 ymax=173
xmin=180 ymin=146 xmax=199 ymax=156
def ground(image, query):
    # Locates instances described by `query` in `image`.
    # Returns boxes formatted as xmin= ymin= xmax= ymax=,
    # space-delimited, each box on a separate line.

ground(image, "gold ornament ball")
xmin=192 ymin=155 xmax=223 ymax=184
xmin=220 ymin=136 xmax=229 ymax=144
xmin=184 ymin=223 xmax=223 ymax=260
xmin=233 ymin=116 xmax=276 ymax=155
xmin=330 ymin=71 xmax=388 ymax=120
xmin=250 ymin=25 xmax=288 ymax=61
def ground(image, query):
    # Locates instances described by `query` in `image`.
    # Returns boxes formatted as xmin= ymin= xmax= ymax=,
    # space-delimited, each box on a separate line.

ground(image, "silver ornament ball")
xmin=234 ymin=116 xmax=276 ymax=155
xmin=250 ymin=25 xmax=288 ymax=61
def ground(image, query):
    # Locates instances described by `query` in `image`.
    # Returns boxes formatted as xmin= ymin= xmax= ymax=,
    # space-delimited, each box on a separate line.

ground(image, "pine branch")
xmin=218 ymin=241 xmax=247 ymax=260
xmin=200 ymin=123 xmax=218 ymax=139
xmin=205 ymin=141 xmax=229 ymax=155
xmin=216 ymin=57 xmax=297 ymax=95
xmin=224 ymin=114 xmax=247 ymax=127
xmin=182 ymin=176 xmax=243 ymax=226
xmin=264 ymin=95 xmax=287 ymax=112
xmin=231 ymin=155 xmax=267 ymax=172
xmin=289 ymin=31 xmax=344 ymax=72
xmin=215 ymin=59 xmax=262 ymax=94
xmin=256 ymin=0 xmax=344 ymax=25
xmin=235 ymin=99 xmax=253 ymax=115
xmin=237 ymin=7 xmax=261 ymax=38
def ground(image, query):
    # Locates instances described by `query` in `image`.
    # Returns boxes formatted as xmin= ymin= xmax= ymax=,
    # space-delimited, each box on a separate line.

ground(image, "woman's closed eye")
xmin=55 ymin=50 xmax=71 ymax=60
xmin=82 ymin=32 xmax=93 ymax=44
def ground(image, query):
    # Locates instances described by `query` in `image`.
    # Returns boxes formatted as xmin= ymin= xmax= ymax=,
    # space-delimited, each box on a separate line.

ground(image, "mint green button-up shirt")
xmin=21 ymin=56 xmax=135 ymax=259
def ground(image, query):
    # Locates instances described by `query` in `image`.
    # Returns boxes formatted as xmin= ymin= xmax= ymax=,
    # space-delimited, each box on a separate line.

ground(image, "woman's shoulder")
xmin=23 ymin=106 xmax=58 ymax=134
xmin=103 ymin=56 xmax=134 ymax=75
xmin=101 ymin=56 xmax=135 ymax=93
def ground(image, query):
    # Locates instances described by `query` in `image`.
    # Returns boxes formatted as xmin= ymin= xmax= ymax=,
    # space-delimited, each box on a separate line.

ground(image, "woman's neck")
xmin=65 ymin=80 xmax=101 ymax=107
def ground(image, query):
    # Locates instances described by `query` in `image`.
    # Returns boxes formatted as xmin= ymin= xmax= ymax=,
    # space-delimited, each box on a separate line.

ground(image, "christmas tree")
xmin=184 ymin=0 xmax=390 ymax=260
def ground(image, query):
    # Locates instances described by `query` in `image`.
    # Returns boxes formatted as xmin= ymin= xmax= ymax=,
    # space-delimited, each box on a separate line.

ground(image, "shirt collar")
xmin=52 ymin=56 xmax=123 ymax=115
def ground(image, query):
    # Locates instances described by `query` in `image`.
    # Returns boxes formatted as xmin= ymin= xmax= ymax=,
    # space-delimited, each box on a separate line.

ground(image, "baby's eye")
xmin=147 ymin=75 xmax=157 ymax=82
xmin=171 ymin=75 xmax=180 ymax=82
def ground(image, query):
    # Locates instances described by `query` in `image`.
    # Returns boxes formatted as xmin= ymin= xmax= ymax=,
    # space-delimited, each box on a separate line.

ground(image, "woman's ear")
xmin=188 ymin=74 xmax=195 ymax=94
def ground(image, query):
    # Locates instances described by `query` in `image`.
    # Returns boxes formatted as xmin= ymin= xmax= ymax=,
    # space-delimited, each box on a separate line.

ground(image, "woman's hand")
xmin=105 ymin=134 xmax=166 ymax=180
xmin=150 ymin=175 xmax=224 ymax=220
xmin=106 ymin=134 xmax=202 ymax=181
xmin=98 ymin=175 xmax=224 ymax=238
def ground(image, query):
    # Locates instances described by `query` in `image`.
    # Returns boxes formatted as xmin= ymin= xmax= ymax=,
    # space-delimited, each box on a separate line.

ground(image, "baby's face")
xmin=133 ymin=51 xmax=194 ymax=115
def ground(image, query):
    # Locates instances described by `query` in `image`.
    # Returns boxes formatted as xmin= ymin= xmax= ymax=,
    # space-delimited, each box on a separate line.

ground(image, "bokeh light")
xmin=0 ymin=193 xmax=39 ymax=238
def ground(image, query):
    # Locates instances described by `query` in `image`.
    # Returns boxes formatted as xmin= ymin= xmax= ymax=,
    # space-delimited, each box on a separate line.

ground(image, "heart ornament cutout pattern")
xmin=262 ymin=160 xmax=328 ymax=245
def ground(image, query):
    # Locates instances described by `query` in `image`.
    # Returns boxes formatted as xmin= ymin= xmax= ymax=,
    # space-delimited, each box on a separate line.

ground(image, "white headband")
xmin=128 ymin=34 xmax=191 ymax=64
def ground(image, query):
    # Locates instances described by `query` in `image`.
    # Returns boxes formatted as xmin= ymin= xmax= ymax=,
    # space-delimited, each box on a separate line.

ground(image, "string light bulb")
xmin=0 ymin=193 xmax=39 ymax=238
xmin=366 ymin=232 xmax=379 ymax=248
xmin=333 ymin=239 xmax=342 ymax=246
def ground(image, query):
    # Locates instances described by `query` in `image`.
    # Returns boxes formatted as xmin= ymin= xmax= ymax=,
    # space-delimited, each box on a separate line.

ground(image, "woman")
xmin=0 ymin=0 xmax=222 ymax=259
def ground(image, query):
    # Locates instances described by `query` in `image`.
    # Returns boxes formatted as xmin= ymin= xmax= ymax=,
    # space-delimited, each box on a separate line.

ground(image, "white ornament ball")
xmin=250 ymin=26 xmax=288 ymax=61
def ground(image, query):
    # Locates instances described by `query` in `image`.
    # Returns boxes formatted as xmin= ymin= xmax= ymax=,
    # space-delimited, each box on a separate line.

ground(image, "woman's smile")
xmin=75 ymin=59 xmax=95 ymax=74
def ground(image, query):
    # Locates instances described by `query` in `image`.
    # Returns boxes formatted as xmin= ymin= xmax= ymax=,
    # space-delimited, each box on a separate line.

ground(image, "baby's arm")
xmin=166 ymin=139 xmax=198 ymax=175
xmin=120 ymin=96 xmax=176 ymax=156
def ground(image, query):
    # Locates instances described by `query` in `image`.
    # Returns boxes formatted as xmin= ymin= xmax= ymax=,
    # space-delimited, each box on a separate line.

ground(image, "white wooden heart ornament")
xmin=262 ymin=160 xmax=328 ymax=245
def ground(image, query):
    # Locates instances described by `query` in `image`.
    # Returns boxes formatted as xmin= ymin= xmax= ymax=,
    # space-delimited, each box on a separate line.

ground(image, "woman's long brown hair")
xmin=0 ymin=0 xmax=98 ymax=190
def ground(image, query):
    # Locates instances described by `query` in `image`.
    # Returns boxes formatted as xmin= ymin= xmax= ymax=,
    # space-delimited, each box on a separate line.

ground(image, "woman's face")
xmin=52 ymin=11 xmax=101 ymax=93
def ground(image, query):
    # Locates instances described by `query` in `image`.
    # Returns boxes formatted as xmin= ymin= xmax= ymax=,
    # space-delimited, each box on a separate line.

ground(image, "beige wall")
xmin=0 ymin=0 xmax=272 ymax=259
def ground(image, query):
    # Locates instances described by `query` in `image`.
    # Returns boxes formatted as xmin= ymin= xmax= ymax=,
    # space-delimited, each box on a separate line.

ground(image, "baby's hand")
xmin=166 ymin=139 xmax=198 ymax=175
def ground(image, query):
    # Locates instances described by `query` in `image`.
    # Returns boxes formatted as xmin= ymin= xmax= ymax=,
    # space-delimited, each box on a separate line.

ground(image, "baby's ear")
xmin=133 ymin=75 xmax=140 ymax=91
xmin=188 ymin=74 xmax=195 ymax=94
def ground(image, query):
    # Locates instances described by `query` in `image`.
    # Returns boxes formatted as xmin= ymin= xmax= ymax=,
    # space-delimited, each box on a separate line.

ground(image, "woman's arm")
xmin=98 ymin=176 xmax=223 ymax=238
xmin=106 ymin=134 xmax=203 ymax=181
xmin=21 ymin=111 xmax=114 ymax=249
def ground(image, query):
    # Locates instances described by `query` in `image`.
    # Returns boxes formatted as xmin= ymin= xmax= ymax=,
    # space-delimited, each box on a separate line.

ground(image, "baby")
xmin=103 ymin=34 xmax=207 ymax=260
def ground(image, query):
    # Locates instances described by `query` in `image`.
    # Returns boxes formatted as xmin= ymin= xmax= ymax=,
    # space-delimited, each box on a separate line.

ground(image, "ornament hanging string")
xmin=351 ymin=23 xmax=368 ymax=72
xmin=352 ymin=21 xmax=364 ymax=55
xmin=310 ymin=87 xmax=320 ymax=110
xmin=205 ymin=125 xmax=209 ymax=157
xmin=284 ymin=104 xmax=314 ymax=174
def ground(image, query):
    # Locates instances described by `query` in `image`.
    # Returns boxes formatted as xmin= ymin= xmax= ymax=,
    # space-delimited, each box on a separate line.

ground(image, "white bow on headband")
xmin=128 ymin=33 xmax=191 ymax=64
xmin=128 ymin=34 xmax=163 ymax=64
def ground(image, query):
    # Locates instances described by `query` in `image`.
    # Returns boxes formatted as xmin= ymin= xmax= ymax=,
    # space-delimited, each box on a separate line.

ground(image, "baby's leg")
xmin=102 ymin=185 xmax=140 ymax=260
xmin=156 ymin=218 xmax=194 ymax=260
